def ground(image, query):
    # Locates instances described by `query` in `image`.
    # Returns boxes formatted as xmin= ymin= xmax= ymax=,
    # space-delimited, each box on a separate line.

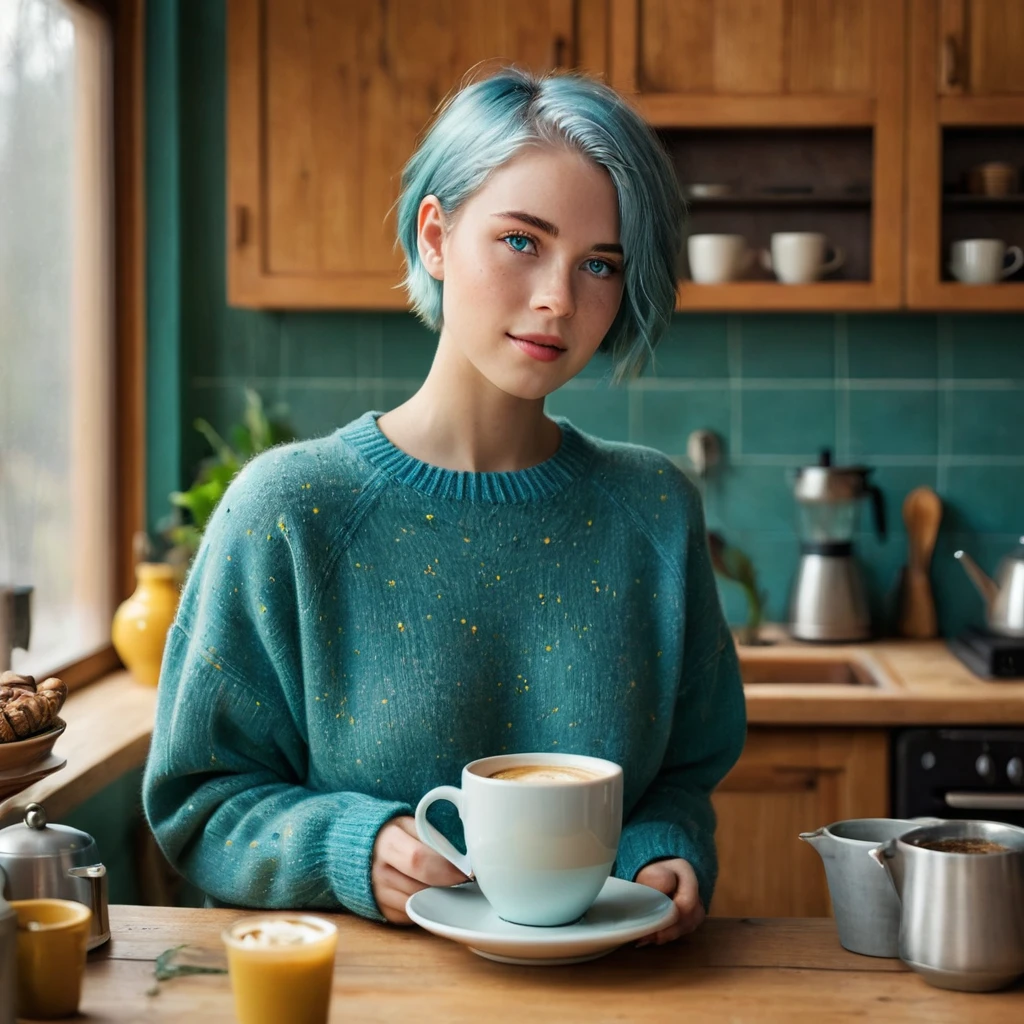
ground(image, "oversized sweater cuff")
xmin=326 ymin=797 xmax=413 ymax=921
xmin=614 ymin=819 xmax=717 ymax=912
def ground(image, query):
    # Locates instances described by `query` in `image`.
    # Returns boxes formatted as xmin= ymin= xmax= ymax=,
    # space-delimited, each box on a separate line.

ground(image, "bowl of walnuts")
xmin=0 ymin=671 xmax=68 ymax=773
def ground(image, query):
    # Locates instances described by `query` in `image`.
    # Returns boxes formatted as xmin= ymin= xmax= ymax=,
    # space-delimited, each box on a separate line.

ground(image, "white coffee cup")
xmin=415 ymin=751 xmax=624 ymax=927
xmin=761 ymin=232 xmax=845 ymax=284
xmin=949 ymin=239 xmax=1024 ymax=284
xmin=687 ymin=233 xmax=755 ymax=283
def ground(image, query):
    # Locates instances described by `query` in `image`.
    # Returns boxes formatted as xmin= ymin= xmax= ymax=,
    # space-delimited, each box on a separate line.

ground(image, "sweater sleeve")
xmin=613 ymin=485 xmax=747 ymax=911
xmin=142 ymin=461 xmax=410 ymax=921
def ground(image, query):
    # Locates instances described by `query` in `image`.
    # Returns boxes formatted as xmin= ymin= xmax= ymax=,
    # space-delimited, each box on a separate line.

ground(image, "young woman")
xmin=143 ymin=66 xmax=746 ymax=946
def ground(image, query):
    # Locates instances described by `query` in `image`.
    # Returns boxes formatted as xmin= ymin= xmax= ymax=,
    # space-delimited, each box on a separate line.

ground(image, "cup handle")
xmin=1002 ymin=245 xmax=1024 ymax=278
xmin=821 ymin=245 xmax=845 ymax=275
xmin=414 ymin=785 xmax=472 ymax=876
xmin=759 ymin=248 xmax=773 ymax=273
xmin=741 ymin=248 xmax=757 ymax=275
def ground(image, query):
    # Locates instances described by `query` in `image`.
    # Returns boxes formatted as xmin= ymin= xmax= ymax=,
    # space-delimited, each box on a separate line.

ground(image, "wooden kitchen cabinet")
xmin=226 ymin=0 xmax=603 ymax=309
xmin=906 ymin=0 xmax=1024 ymax=310
xmin=711 ymin=728 xmax=889 ymax=918
xmin=606 ymin=0 xmax=907 ymax=311
xmin=938 ymin=0 xmax=1024 ymax=98
xmin=610 ymin=0 xmax=882 ymax=108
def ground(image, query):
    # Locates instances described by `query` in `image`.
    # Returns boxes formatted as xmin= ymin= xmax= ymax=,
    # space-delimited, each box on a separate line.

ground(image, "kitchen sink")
xmin=740 ymin=657 xmax=883 ymax=687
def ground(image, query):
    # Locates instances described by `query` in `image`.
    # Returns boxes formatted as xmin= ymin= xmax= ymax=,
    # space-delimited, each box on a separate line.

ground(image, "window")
xmin=0 ymin=0 xmax=115 ymax=677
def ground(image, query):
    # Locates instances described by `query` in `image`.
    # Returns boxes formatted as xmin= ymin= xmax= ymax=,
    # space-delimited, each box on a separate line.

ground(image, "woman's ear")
xmin=417 ymin=196 xmax=446 ymax=281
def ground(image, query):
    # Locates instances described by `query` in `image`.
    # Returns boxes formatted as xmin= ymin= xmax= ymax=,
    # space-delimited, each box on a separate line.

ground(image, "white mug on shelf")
xmin=686 ymin=233 xmax=755 ymax=284
xmin=760 ymin=232 xmax=845 ymax=284
xmin=949 ymin=239 xmax=1024 ymax=285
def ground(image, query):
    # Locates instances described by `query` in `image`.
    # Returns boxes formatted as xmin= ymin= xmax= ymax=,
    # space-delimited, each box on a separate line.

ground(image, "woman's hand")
xmin=371 ymin=815 xmax=470 ymax=924
xmin=634 ymin=858 xmax=706 ymax=945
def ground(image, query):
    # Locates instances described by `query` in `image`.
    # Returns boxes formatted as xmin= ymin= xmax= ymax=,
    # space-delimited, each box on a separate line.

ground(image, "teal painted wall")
xmin=152 ymin=0 xmax=1024 ymax=641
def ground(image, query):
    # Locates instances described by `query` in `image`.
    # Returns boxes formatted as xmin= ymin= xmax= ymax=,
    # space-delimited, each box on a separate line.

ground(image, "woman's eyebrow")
xmin=493 ymin=210 xmax=623 ymax=254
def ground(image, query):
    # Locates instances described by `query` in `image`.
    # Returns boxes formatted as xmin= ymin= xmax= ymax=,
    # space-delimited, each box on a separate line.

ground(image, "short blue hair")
xmin=396 ymin=67 xmax=684 ymax=381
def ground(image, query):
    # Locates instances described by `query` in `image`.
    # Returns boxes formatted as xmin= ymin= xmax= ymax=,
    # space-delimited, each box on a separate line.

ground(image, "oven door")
xmin=894 ymin=728 xmax=1024 ymax=829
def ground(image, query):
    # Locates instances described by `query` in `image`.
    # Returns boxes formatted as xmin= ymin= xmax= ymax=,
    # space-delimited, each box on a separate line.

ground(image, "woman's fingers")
xmin=381 ymin=816 xmax=469 ymax=887
xmin=634 ymin=862 xmax=678 ymax=896
xmin=376 ymin=861 xmax=427 ymax=898
xmin=634 ymin=858 xmax=705 ymax=946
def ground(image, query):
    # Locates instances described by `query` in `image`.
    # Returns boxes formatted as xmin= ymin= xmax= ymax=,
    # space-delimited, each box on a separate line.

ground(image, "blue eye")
xmin=586 ymin=259 xmax=615 ymax=278
xmin=503 ymin=233 xmax=534 ymax=254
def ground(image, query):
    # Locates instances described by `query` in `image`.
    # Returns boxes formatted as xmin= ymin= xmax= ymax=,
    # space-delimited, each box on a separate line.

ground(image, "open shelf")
xmin=943 ymin=194 xmax=1024 ymax=208
xmin=686 ymin=193 xmax=872 ymax=208
xmin=674 ymin=281 xmax=882 ymax=312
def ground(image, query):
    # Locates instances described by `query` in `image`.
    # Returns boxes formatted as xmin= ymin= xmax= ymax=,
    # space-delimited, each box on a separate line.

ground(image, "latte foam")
xmin=487 ymin=764 xmax=602 ymax=783
xmin=229 ymin=916 xmax=333 ymax=948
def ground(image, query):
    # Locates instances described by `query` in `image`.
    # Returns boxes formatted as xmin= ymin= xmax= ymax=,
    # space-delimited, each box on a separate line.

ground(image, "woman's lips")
xmin=508 ymin=333 xmax=565 ymax=363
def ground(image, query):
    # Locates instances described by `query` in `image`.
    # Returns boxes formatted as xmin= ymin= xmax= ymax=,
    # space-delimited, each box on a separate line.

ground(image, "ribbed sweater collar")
xmin=339 ymin=411 xmax=593 ymax=503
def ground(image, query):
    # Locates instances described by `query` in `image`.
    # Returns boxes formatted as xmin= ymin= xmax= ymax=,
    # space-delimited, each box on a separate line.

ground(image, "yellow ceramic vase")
xmin=111 ymin=563 xmax=182 ymax=686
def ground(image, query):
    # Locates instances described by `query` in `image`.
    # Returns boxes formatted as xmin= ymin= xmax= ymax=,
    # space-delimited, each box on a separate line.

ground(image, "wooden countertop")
xmin=73 ymin=905 xmax=1022 ymax=1022
xmin=740 ymin=634 xmax=1024 ymax=726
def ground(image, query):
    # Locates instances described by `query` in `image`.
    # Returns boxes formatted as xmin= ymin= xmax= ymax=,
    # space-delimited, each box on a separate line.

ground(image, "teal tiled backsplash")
xmin=184 ymin=310 xmax=1024 ymax=639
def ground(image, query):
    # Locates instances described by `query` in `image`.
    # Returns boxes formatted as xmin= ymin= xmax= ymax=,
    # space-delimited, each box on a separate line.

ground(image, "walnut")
xmin=0 ymin=671 xmax=35 ymax=693
xmin=0 ymin=674 xmax=66 ymax=742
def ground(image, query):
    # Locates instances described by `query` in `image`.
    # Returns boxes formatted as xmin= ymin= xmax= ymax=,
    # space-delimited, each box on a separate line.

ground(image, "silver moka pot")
xmin=0 ymin=803 xmax=109 ymax=950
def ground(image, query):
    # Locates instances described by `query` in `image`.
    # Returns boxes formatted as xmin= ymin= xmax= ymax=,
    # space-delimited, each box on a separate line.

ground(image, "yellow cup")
xmin=11 ymin=898 xmax=92 ymax=1019
xmin=222 ymin=914 xmax=338 ymax=1024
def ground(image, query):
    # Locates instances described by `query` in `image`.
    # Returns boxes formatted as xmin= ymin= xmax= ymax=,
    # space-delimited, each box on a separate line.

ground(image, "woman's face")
xmin=418 ymin=145 xmax=625 ymax=401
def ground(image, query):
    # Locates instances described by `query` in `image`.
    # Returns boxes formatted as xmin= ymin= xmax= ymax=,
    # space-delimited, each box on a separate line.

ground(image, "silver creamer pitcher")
xmin=799 ymin=818 xmax=929 ymax=958
xmin=870 ymin=820 xmax=1024 ymax=991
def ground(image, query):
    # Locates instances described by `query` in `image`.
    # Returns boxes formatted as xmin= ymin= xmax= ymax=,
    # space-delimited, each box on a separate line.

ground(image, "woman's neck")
xmin=375 ymin=336 xmax=562 ymax=473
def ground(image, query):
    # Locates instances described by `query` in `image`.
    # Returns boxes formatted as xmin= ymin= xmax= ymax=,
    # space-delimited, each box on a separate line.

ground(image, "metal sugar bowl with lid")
xmin=0 ymin=802 xmax=109 ymax=950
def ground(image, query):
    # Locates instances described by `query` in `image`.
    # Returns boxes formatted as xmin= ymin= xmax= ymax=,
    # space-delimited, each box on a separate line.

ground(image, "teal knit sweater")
xmin=143 ymin=411 xmax=746 ymax=921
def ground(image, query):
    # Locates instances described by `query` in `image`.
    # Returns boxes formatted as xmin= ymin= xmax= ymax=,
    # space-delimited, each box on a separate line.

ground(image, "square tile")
xmin=944 ymin=465 xmax=1024 ymax=534
xmin=279 ymin=385 xmax=378 ymax=440
xmin=634 ymin=388 xmax=731 ymax=456
xmin=948 ymin=390 xmax=1024 ymax=456
xmin=714 ymin=464 xmax=796 ymax=534
xmin=846 ymin=315 xmax=939 ymax=379
xmin=948 ymin=315 xmax=1024 ymax=378
xmin=380 ymin=314 xmax=438 ymax=379
xmin=739 ymin=315 xmax=835 ymax=379
xmin=740 ymin=388 xmax=836 ymax=457
xmin=545 ymin=386 xmax=631 ymax=442
xmin=865 ymin=465 xmax=939 ymax=536
xmin=848 ymin=390 xmax=938 ymax=458
xmin=281 ymin=313 xmax=382 ymax=379
xmin=645 ymin=315 xmax=730 ymax=378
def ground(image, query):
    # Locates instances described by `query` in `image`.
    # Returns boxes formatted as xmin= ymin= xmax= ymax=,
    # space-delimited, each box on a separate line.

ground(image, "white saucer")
xmin=406 ymin=876 xmax=677 ymax=965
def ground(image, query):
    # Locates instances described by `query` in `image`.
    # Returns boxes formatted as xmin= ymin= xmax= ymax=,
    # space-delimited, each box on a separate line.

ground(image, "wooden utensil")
xmin=899 ymin=487 xmax=942 ymax=639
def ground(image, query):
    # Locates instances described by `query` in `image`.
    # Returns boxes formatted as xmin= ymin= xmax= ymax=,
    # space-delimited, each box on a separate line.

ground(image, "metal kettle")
xmin=870 ymin=820 xmax=1024 ymax=992
xmin=0 ymin=803 xmax=109 ymax=950
xmin=954 ymin=536 xmax=1024 ymax=637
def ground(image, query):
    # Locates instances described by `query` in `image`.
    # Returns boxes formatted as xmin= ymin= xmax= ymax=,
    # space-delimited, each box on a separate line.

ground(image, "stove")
xmin=948 ymin=627 xmax=1024 ymax=680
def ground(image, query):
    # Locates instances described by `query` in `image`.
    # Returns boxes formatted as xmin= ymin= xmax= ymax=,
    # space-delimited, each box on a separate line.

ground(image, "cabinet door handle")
xmin=234 ymin=204 xmax=250 ymax=248
xmin=944 ymin=791 xmax=1024 ymax=811
xmin=942 ymin=34 xmax=961 ymax=89
xmin=551 ymin=34 xmax=568 ymax=69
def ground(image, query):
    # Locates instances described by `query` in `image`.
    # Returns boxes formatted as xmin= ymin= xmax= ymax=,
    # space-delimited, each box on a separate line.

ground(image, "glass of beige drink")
xmin=221 ymin=914 xmax=338 ymax=1024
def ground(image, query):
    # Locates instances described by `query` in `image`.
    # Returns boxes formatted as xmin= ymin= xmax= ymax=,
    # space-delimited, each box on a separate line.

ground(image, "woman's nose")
xmin=530 ymin=266 xmax=576 ymax=318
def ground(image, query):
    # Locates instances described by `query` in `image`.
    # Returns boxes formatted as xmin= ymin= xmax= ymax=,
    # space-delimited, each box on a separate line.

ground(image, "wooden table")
xmin=67 ymin=905 xmax=1023 ymax=1022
